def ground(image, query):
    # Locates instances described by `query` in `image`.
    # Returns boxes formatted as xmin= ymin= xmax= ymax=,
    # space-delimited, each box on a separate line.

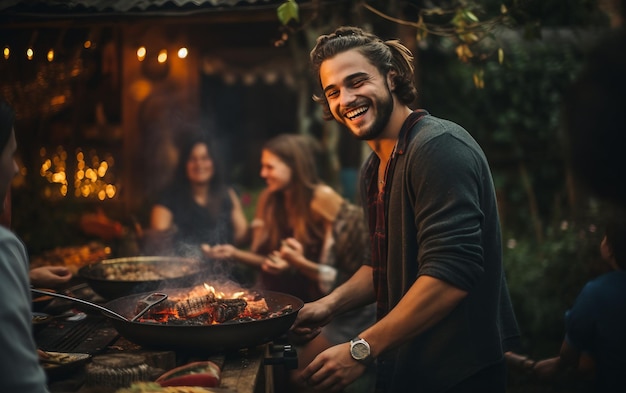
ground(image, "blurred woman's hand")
xmin=262 ymin=252 xmax=290 ymax=274
xmin=30 ymin=266 xmax=72 ymax=288
xmin=279 ymin=237 xmax=304 ymax=264
xmin=201 ymin=243 xmax=237 ymax=259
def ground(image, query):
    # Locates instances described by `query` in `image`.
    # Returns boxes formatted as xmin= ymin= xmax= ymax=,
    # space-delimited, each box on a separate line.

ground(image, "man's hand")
xmin=290 ymin=300 xmax=332 ymax=344
xmin=533 ymin=357 xmax=561 ymax=379
xmin=299 ymin=343 xmax=366 ymax=392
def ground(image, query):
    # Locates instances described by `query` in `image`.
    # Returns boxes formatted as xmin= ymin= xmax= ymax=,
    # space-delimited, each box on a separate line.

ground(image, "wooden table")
xmin=38 ymin=317 xmax=268 ymax=393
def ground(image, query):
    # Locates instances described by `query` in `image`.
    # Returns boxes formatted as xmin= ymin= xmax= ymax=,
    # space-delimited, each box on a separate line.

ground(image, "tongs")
xmin=31 ymin=288 xmax=168 ymax=322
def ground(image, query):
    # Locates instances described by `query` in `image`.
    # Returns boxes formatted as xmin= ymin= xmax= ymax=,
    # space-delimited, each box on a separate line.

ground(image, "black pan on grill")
xmin=78 ymin=256 xmax=206 ymax=300
xmin=102 ymin=288 xmax=304 ymax=353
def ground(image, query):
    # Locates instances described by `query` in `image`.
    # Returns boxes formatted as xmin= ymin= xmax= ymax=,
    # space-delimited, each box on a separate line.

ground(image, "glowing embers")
xmin=135 ymin=284 xmax=285 ymax=326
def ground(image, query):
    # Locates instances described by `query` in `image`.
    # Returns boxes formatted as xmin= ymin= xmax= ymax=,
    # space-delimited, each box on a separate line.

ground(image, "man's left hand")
xmin=299 ymin=343 xmax=366 ymax=392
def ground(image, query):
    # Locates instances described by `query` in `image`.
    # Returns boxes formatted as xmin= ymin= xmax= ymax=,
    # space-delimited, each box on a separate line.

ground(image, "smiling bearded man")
xmin=290 ymin=26 xmax=521 ymax=393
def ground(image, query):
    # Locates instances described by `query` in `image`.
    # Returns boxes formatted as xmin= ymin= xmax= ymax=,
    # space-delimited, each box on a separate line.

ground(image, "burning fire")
xmin=136 ymin=284 xmax=280 ymax=326
xmin=203 ymin=283 xmax=244 ymax=300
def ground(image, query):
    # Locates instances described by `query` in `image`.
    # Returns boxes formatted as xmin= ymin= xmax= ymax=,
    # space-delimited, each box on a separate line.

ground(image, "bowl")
xmin=78 ymin=256 xmax=206 ymax=300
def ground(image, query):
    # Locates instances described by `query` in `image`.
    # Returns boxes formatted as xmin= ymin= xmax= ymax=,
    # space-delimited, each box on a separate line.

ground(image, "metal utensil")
xmin=129 ymin=292 xmax=168 ymax=321
xmin=30 ymin=288 xmax=167 ymax=322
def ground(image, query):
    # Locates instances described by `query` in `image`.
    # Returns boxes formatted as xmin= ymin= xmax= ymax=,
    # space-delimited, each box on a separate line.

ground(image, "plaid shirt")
xmin=363 ymin=110 xmax=428 ymax=321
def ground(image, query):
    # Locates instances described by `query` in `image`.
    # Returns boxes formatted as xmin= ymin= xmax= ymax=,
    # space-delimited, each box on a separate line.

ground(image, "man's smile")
xmin=345 ymin=106 xmax=369 ymax=120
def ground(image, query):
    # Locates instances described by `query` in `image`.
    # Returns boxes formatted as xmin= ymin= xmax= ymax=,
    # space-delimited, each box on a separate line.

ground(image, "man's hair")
xmin=605 ymin=214 xmax=626 ymax=270
xmin=310 ymin=26 xmax=418 ymax=120
xmin=0 ymin=98 xmax=15 ymax=151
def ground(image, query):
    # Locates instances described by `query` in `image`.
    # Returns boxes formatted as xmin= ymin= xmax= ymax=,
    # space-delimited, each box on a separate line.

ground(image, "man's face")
xmin=319 ymin=49 xmax=394 ymax=141
xmin=0 ymin=129 xmax=18 ymax=215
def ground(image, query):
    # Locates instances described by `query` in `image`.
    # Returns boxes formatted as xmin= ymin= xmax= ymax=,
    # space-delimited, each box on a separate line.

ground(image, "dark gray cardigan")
xmin=360 ymin=111 xmax=520 ymax=392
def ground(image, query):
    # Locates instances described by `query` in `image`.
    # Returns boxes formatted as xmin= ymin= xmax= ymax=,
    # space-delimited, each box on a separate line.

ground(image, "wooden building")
xmin=1 ymin=0 xmax=353 ymax=252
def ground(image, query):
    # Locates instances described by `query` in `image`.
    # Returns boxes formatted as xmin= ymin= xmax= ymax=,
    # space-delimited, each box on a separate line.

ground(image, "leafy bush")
xmin=503 ymin=218 xmax=606 ymax=356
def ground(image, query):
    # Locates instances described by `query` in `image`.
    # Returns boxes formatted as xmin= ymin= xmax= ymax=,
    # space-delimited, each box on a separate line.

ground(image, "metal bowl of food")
xmin=78 ymin=256 xmax=207 ymax=300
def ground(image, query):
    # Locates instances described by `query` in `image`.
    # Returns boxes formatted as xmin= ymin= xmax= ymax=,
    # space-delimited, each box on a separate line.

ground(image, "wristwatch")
xmin=350 ymin=337 xmax=372 ymax=364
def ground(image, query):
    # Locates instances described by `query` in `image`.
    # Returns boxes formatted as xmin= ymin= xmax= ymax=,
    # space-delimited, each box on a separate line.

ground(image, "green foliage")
xmin=277 ymin=0 xmax=300 ymax=26
xmin=503 ymin=219 xmax=605 ymax=355
xmin=417 ymin=18 xmax=619 ymax=359
xmin=420 ymin=33 xmax=584 ymax=231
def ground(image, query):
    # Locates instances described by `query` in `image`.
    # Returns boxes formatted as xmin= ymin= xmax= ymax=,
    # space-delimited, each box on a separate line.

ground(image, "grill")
xmin=36 ymin=315 xmax=119 ymax=354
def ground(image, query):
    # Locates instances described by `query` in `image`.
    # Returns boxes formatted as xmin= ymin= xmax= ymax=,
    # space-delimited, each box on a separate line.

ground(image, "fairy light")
xmin=157 ymin=49 xmax=168 ymax=63
xmin=177 ymin=47 xmax=188 ymax=59
xmin=137 ymin=46 xmax=146 ymax=61
xmin=26 ymin=30 xmax=38 ymax=61
xmin=47 ymin=49 xmax=54 ymax=62
xmin=84 ymin=40 xmax=92 ymax=49
xmin=40 ymin=147 xmax=117 ymax=200
xmin=157 ymin=49 xmax=167 ymax=63
xmin=3 ymin=46 xmax=9 ymax=60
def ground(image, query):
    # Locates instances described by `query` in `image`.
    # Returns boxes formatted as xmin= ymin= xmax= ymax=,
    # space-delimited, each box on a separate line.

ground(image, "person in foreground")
xmin=290 ymin=26 xmax=519 ymax=393
xmin=0 ymin=98 xmax=49 ymax=392
xmin=1 ymin=194 xmax=72 ymax=289
xmin=530 ymin=216 xmax=626 ymax=392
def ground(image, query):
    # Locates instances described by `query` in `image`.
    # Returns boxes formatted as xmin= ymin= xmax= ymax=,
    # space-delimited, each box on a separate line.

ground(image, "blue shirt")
xmin=0 ymin=226 xmax=49 ymax=392
xmin=565 ymin=270 xmax=626 ymax=392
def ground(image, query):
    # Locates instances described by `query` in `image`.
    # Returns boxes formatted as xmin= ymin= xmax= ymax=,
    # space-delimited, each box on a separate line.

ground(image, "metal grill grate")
xmin=36 ymin=315 xmax=119 ymax=354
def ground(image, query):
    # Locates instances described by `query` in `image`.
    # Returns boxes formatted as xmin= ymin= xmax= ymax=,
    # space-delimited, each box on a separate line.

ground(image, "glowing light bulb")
xmin=47 ymin=49 xmax=54 ymax=62
xmin=137 ymin=46 xmax=146 ymax=61
xmin=26 ymin=48 xmax=34 ymax=60
xmin=177 ymin=47 xmax=188 ymax=59
xmin=3 ymin=46 xmax=9 ymax=60
xmin=157 ymin=49 xmax=167 ymax=63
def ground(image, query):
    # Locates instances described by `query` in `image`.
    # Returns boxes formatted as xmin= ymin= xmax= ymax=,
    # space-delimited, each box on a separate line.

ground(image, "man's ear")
xmin=387 ymin=69 xmax=397 ymax=90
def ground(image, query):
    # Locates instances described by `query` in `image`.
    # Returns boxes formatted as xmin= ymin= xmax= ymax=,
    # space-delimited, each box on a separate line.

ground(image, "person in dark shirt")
xmin=290 ymin=26 xmax=519 ymax=393
xmin=145 ymin=131 xmax=248 ymax=279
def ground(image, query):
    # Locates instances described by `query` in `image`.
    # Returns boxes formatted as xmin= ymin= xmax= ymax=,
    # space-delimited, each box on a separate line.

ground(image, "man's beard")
xmin=351 ymin=87 xmax=394 ymax=141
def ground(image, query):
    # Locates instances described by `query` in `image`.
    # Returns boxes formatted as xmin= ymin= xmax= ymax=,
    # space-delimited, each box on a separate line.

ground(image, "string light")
xmin=47 ymin=49 xmax=54 ymax=62
xmin=26 ymin=30 xmax=38 ymax=61
xmin=177 ymin=47 xmax=188 ymax=59
xmin=136 ymin=46 xmax=146 ymax=61
xmin=157 ymin=49 xmax=167 ymax=63
xmin=3 ymin=46 xmax=9 ymax=60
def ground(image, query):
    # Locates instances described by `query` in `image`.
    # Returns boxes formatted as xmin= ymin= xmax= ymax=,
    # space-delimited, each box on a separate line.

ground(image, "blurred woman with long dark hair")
xmin=145 ymin=130 xmax=248 ymax=278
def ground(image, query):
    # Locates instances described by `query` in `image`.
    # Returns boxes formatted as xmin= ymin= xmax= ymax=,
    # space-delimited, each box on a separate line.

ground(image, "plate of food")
xmin=39 ymin=350 xmax=92 ymax=379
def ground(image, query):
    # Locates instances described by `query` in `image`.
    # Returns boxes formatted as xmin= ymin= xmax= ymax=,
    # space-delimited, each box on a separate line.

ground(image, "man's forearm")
xmin=359 ymin=275 xmax=467 ymax=359
xmin=321 ymin=265 xmax=376 ymax=317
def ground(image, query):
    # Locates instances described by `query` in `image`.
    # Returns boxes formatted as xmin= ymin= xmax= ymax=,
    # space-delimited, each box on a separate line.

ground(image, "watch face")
xmin=351 ymin=341 xmax=370 ymax=360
